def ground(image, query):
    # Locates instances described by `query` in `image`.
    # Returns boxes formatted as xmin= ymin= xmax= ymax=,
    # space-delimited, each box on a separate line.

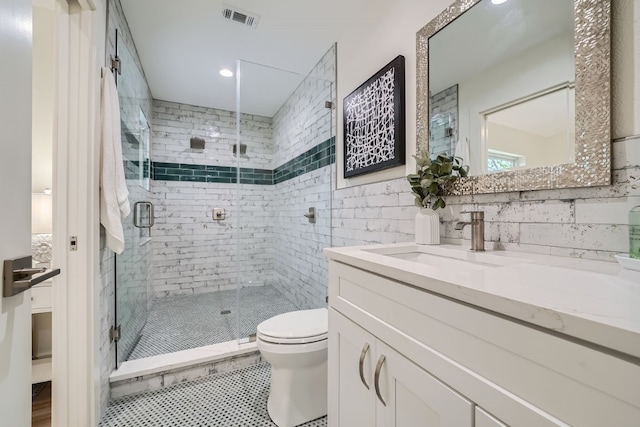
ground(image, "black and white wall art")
xmin=343 ymin=55 xmax=406 ymax=178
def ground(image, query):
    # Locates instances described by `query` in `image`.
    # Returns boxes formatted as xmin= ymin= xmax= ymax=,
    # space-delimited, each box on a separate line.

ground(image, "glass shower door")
xmin=114 ymin=38 xmax=152 ymax=366
xmin=235 ymin=58 xmax=335 ymax=341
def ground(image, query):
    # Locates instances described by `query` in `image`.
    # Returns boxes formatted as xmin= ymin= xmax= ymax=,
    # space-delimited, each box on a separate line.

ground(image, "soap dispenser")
xmin=630 ymin=205 xmax=640 ymax=259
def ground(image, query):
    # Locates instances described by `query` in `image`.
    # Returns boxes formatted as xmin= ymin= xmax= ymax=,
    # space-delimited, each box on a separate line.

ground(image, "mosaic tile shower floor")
xmin=128 ymin=286 xmax=299 ymax=360
xmin=100 ymin=363 xmax=327 ymax=427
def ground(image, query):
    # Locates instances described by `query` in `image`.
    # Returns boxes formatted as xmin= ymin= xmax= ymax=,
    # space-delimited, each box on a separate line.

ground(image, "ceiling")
xmin=119 ymin=0 xmax=370 ymax=117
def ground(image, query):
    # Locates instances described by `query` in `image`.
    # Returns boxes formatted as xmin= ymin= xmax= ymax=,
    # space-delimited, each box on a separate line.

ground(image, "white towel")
xmin=100 ymin=67 xmax=130 ymax=254
xmin=454 ymin=137 xmax=470 ymax=165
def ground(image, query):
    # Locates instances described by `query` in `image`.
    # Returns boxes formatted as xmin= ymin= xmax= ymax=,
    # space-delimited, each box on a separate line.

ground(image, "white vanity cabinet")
xmin=326 ymin=258 xmax=640 ymax=427
xmin=475 ymin=407 xmax=508 ymax=427
xmin=330 ymin=308 xmax=473 ymax=426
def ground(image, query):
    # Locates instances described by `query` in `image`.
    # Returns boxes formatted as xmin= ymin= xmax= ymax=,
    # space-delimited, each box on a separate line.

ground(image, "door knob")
xmin=3 ymin=255 xmax=60 ymax=297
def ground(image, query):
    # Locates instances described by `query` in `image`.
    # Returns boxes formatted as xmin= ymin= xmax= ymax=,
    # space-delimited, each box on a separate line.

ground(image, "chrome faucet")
xmin=455 ymin=211 xmax=485 ymax=252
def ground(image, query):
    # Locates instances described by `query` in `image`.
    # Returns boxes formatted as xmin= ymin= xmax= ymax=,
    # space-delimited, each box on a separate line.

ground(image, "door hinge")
xmin=110 ymin=324 xmax=121 ymax=343
xmin=110 ymin=55 xmax=121 ymax=75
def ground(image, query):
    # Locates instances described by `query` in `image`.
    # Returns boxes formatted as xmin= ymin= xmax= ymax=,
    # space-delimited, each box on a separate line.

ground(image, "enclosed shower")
xmin=112 ymin=31 xmax=335 ymax=369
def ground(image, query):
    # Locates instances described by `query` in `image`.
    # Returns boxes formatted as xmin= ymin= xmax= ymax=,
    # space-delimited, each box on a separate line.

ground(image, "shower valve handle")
xmin=304 ymin=207 xmax=316 ymax=223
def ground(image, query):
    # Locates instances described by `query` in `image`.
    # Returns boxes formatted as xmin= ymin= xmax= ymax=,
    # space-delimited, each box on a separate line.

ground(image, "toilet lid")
xmin=257 ymin=308 xmax=328 ymax=344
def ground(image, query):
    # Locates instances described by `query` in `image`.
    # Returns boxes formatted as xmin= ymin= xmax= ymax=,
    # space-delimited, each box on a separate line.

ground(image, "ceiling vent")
xmin=221 ymin=4 xmax=260 ymax=29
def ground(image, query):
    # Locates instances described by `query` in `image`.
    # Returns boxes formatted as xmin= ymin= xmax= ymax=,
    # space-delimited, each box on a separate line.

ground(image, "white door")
xmin=0 ymin=0 xmax=34 ymax=425
xmin=376 ymin=341 xmax=474 ymax=427
xmin=328 ymin=309 xmax=376 ymax=427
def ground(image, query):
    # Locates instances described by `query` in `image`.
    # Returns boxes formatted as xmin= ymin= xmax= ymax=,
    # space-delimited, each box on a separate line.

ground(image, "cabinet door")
xmin=376 ymin=341 xmax=473 ymax=427
xmin=329 ymin=309 xmax=376 ymax=427
xmin=476 ymin=407 xmax=508 ymax=427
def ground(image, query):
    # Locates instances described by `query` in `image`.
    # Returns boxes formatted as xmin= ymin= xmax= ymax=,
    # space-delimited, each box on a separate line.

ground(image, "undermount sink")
xmin=386 ymin=251 xmax=502 ymax=268
xmin=364 ymin=245 xmax=529 ymax=269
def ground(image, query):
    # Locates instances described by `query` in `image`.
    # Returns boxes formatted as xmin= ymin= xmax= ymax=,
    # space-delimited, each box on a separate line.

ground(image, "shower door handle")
xmin=134 ymin=201 xmax=154 ymax=228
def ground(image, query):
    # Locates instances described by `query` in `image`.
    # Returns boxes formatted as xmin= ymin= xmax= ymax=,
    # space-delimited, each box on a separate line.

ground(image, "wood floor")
xmin=32 ymin=382 xmax=52 ymax=427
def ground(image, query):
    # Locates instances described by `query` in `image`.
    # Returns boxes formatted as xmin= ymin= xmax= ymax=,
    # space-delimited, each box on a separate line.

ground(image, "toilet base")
xmin=266 ymin=360 xmax=327 ymax=427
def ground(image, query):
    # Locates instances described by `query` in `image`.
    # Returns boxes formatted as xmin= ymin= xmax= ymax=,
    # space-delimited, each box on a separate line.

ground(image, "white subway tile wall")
xmin=272 ymin=46 xmax=335 ymax=163
xmin=270 ymin=46 xmax=336 ymax=309
xmin=150 ymin=97 xmax=276 ymax=298
xmin=152 ymin=101 xmax=274 ymax=169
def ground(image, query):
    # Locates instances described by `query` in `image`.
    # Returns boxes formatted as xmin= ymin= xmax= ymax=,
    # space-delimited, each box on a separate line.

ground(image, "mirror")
xmin=417 ymin=0 xmax=611 ymax=193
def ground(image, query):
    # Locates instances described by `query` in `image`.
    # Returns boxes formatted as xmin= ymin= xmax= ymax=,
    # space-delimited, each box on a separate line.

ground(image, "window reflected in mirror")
xmin=481 ymin=83 xmax=575 ymax=174
xmin=428 ymin=0 xmax=575 ymax=176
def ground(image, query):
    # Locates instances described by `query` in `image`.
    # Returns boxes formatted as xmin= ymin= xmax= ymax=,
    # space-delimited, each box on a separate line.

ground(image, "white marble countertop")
xmin=324 ymin=243 xmax=640 ymax=360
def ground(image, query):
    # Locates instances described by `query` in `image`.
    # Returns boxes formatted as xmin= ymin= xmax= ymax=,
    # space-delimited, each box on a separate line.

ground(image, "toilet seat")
xmin=257 ymin=308 xmax=328 ymax=345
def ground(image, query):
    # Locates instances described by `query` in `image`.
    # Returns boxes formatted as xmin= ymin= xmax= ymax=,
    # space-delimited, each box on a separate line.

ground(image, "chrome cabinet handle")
xmin=358 ymin=343 xmax=370 ymax=390
xmin=374 ymin=354 xmax=386 ymax=406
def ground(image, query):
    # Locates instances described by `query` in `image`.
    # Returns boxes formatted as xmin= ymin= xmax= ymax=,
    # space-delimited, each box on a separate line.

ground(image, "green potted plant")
xmin=407 ymin=149 xmax=468 ymax=244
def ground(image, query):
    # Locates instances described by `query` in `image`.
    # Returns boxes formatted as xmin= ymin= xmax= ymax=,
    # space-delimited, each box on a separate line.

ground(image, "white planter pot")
xmin=415 ymin=208 xmax=440 ymax=245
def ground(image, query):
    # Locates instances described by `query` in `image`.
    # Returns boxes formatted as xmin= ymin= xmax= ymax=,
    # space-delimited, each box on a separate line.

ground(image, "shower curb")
xmin=110 ymin=349 xmax=263 ymax=399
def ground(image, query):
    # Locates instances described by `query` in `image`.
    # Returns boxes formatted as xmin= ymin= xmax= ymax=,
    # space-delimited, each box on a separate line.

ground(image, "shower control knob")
xmin=212 ymin=208 xmax=226 ymax=220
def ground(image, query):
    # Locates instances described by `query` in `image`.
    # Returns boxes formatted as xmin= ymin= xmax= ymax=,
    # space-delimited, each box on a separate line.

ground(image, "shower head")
xmin=232 ymin=143 xmax=247 ymax=155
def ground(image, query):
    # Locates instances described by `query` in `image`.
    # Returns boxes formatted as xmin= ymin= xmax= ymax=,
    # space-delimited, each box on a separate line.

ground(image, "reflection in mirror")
xmin=482 ymin=82 xmax=575 ymax=174
xmin=417 ymin=0 xmax=610 ymax=193
xmin=118 ymin=41 xmax=151 ymax=191
xmin=428 ymin=0 xmax=574 ymax=175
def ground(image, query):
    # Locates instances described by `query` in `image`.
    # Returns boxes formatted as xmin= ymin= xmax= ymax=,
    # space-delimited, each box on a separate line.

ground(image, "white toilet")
xmin=256 ymin=308 xmax=328 ymax=427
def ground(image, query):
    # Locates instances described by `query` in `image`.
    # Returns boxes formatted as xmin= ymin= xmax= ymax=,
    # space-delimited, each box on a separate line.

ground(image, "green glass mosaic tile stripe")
xmin=151 ymin=138 xmax=335 ymax=185
xmin=273 ymin=137 xmax=335 ymax=184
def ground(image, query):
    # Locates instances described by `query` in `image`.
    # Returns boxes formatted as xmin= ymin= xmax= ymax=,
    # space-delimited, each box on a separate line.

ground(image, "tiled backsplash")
xmin=333 ymin=135 xmax=640 ymax=262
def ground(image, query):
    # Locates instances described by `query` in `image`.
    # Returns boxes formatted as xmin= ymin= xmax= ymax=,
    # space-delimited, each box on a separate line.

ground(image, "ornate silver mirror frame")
xmin=416 ymin=0 xmax=611 ymax=194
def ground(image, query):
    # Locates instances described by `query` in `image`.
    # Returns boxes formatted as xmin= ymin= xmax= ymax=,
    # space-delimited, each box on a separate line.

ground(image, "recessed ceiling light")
xmin=219 ymin=69 xmax=234 ymax=78
xmin=491 ymin=0 xmax=509 ymax=4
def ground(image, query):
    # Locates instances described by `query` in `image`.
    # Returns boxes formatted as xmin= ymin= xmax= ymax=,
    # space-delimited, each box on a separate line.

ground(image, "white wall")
xmin=32 ymin=3 xmax=55 ymax=193
xmin=336 ymin=0 xmax=453 ymax=189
